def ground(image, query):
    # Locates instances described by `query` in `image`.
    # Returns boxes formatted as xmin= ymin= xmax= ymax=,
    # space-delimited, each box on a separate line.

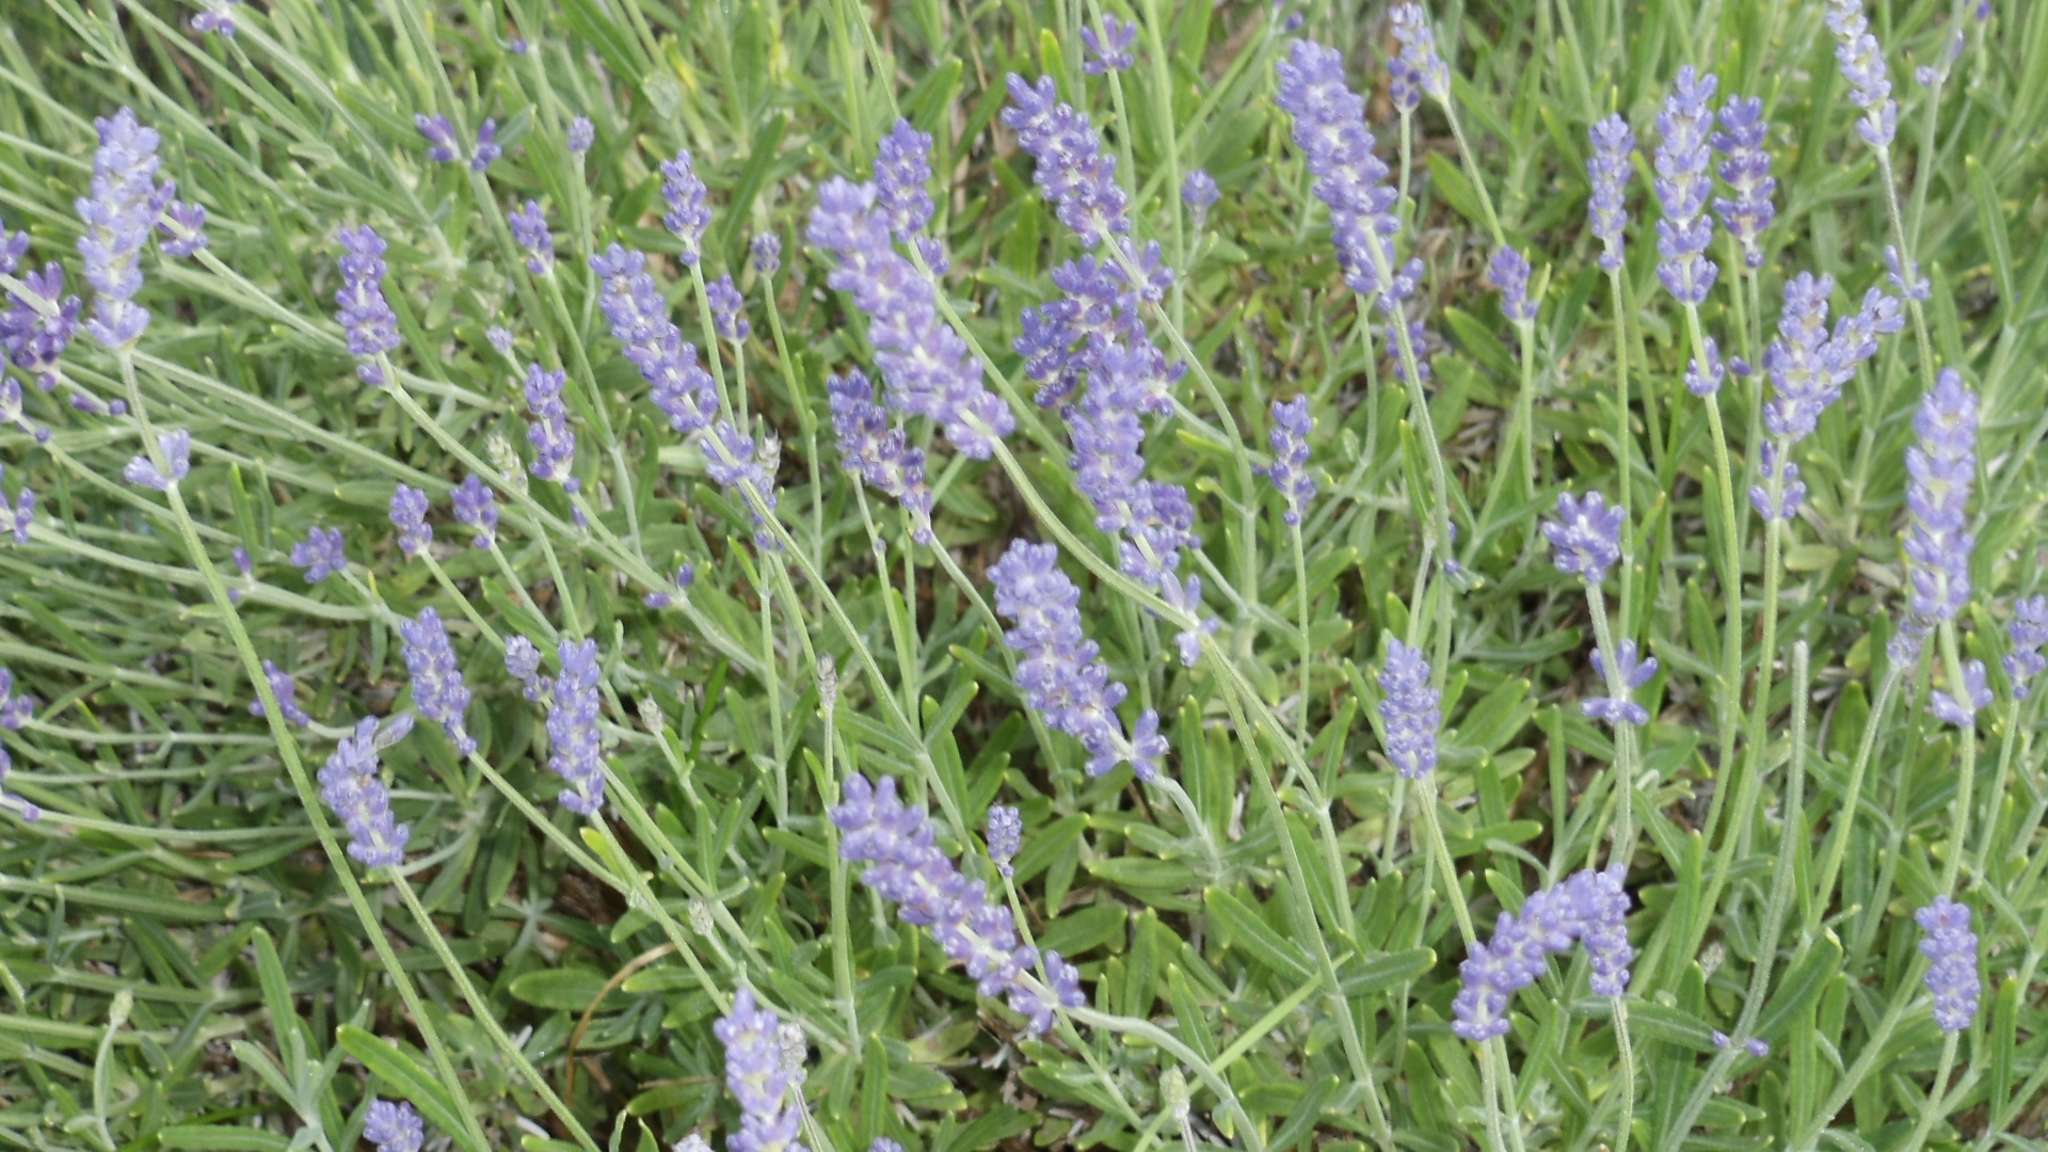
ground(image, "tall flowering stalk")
xmin=77 ymin=109 xmax=174 ymax=349
xmin=316 ymin=717 xmax=411 ymax=869
xmin=713 ymin=988 xmax=805 ymax=1152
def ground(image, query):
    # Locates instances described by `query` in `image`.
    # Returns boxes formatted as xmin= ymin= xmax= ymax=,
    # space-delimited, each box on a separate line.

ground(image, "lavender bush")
xmin=0 ymin=3 xmax=2040 ymax=1151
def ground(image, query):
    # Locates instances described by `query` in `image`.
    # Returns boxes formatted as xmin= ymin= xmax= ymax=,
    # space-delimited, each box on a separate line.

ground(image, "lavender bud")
xmin=1710 ymin=96 xmax=1775 ymax=270
xmin=389 ymin=484 xmax=432 ymax=557
xmin=1914 ymin=896 xmax=1980 ymax=1032
xmin=714 ymin=989 xmax=803 ymax=1151
xmin=508 ymin=200 xmax=553 ymax=276
xmin=1654 ymin=67 xmax=1720 ymax=306
xmin=249 ymin=659 xmax=311 ymax=727
xmin=0 ymin=466 xmax=31 ymax=544
xmin=1378 ymin=639 xmax=1440 ymax=780
xmin=122 ymin=428 xmax=190 ymax=492
xmin=750 ymin=233 xmax=781 ymax=277
xmin=158 ymin=200 xmax=209 ymax=259
xmin=659 ymin=149 xmax=710 ymax=266
xmin=77 ymin=108 xmax=173 ymax=348
xmin=1542 ymin=490 xmax=1625 ymax=583
xmin=364 ymin=1099 xmax=425 ymax=1152
xmin=1904 ymin=370 xmax=1978 ymax=622
xmin=1389 ymin=4 xmax=1451 ymax=102
xmin=450 ymin=474 xmax=497 ymax=548
xmin=2005 ymin=596 xmax=2047 ymax=700
xmin=1081 ymin=16 xmax=1138 ymax=74
xmin=1685 ymin=334 xmax=1725 ymax=397
xmin=1587 ymin=115 xmax=1635 ymax=273
xmin=400 ymin=608 xmax=476 ymax=756
xmin=704 ymin=421 xmax=782 ymax=551
xmin=317 ymin=717 xmax=410 ymax=869
xmin=469 ymin=119 xmax=500 ymax=173
xmin=191 ymin=2 xmax=238 ymax=37
xmin=1487 ymin=246 xmax=1539 ymax=325
xmin=335 ymin=226 xmax=401 ymax=385
xmin=520 ymin=360 xmax=581 ymax=491
xmin=0 ymin=666 xmax=36 ymax=731
xmin=707 ymin=274 xmax=750 ymax=343
xmin=1275 ymin=40 xmax=1406 ymax=309
xmin=1 ymin=264 xmax=82 ymax=389
xmin=986 ymin=805 xmax=1021 ymax=877
xmin=567 ymin=117 xmax=594 ymax=155
xmin=1930 ymin=659 xmax=1990 ymax=728
xmin=1181 ymin=169 xmax=1219 ymax=228
xmin=546 ymin=639 xmax=606 ymax=815
xmin=1585 ymin=640 xmax=1657 ymax=728
xmin=1885 ymin=245 xmax=1931 ymax=302
xmin=504 ymin=635 xmax=546 ymax=701
xmin=414 ymin=115 xmax=461 ymax=164
xmin=1827 ymin=1 xmax=1898 ymax=149
xmin=1260 ymin=395 xmax=1316 ymax=526
xmin=290 ymin=526 xmax=348 ymax=584
xmin=1746 ymin=1038 xmax=1771 ymax=1058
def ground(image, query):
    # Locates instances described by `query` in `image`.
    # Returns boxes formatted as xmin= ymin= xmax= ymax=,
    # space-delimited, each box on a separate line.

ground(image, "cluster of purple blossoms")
xmin=1653 ymin=67 xmax=1719 ymax=307
xmin=1587 ymin=116 xmax=1635 ymax=272
xmin=986 ymin=805 xmax=1021 ymax=877
xmin=1378 ymin=639 xmax=1440 ymax=780
xmin=1389 ymin=4 xmax=1450 ymax=103
xmin=1081 ymin=16 xmax=1137 ymax=73
xmin=364 ymin=1100 xmax=425 ymax=1152
xmin=2 ymin=265 xmax=81 ymax=391
xmin=1826 ymin=1 xmax=1898 ymax=149
xmin=713 ymin=988 xmax=805 ymax=1152
xmin=1709 ymin=96 xmax=1775 ymax=270
xmin=1914 ymin=896 xmax=1980 ymax=1032
xmin=508 ymin=200 xmax=553 ymax=276
xmin=1260 ymin=396 xmax=1316 ymax=526
xmin=1931 ymin=660 xmax=1991 ymax=727
xmin=826 ymin=369 xmax=933 ymax=544
xmin=1015 ymin=245 xmax=1180 ymax=411
xmin=873 ymin=120 xmax=936 ymax=239
xmin=1487 ymin=246 xmax=1538 ymax=325
xmin=503 ymin=635 xmax=545 ymax=701
xmin=400 ymin=608 xmax=475 ymax=756
xmin=750 ymin=233 xmax=781 ymax=277
xmin=1452 ymin=868 xmax=1634 ymax=1041
xmin=1585 ymin=640 xmax=1657 ymax=728
xmin=415 ymin=115 xmax=498 ymax=171
xmin=291 ymin=526 xmax=348 ymax=584
xmin=190 ymin=1 xmax=237 ymax=37
xmin=0 ymin=667 xmax=39 ymax=820
xmin=471 ymin=119 xmax=500 ymax=171
xmin=703 ymin=421 xmax=782 ymax=550
xmin=1181 ymin=170 xmax=1219 ymax=228
xmin=589 ymin=245 xmax=719 ymax=436
xmin=1904 ymin=370 xmax=1978 ymax=623
xmin=660 ymin=149 xmax=710 ymax=266
xmin=1684 ymin=334 xmax=1725 ymax=398
xmin=990 ymin=540 xmax=1165 ymax=780
xmin=1885 ymin=246 xmax=1931 ymax=303
xmin=335 ymin=226 xmax=401 ymax=384
xmin=249 ymin=659 xmax=311 ymax=727
xmin=643 ymin=563 xmax=695 ymax=610
xmin=1275 ymin=40 xmax=1411 ymax=311
xmin=77 ymin=108 xmax=175 ymax=348
xmin=521 ymin=361 xmax=579 ymax=491
xmin=833 ymin=773 xmax=1084 ymax=1034
xmin=1711 ymin=1032 xmax=1772 ymax=1059
xmin=1002 ymin=74 xmax=1129 ymax=244
xmin=388 ymin=484 xmax=431 ymax=556
xmin=122 ymin=428 xmax=190 ymax=492
xmin=2006 ymin=597 xmax=2047 ymax=699
xmin=1751 ymin=274 xmax=1901 ymax=520
xmin=0 ymin=466 xmax=33 ymax=543
xmin=545 ymin=639 xmax=606 ymax=815
xmin=451 ymin=474 xmax=497 ymax=547
xmin=566 ymin=116 xmax=594 ymax=156
xmin=159 ymin=200 xmax=208 ymax=260
xmin=1542 ymin=490 xmax=1625 ymax=583
xmin=317 ymin=717 xmax=410 ymax=870
xmin=807 ymin=173 xmax=1011 ymax=458
xmin=707 ymin=274 xmax=749 ymax=342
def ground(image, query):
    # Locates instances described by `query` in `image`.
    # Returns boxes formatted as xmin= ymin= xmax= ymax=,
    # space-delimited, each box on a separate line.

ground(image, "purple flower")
xmin=1930 ymin=659 xmax=1990 ymax=728
xmin=1827 ymin=1 xmax=1898 ymax=149
xmin=1585 ymin=640 xmax=1657 ymax=727
xmin=1389 ymin=4 xmax=1450 ymax=102
xmin=987 ymin=805 xmax=1021 ymax=877
xmin=0 ymin=666 xmax=33 ymax=732
xmin=389 ymin=484 xmax=431 ymax=557
xmin=833 ymin=773 xmax=1081 ymax=1034
xmin=415 ymin=115 xmax=460 ymax=163
xmin=290 ymin=526 xmax=348 ymax=584
xmin=707 ymin=274 xmax=749 ymax=343
xmin=874 ymin=119 xmax=936 ymax=238
xmin=521 ymin=361 xmax=580 ymax=491
xmin=1587 ymin=116 xmax=1635 ymax=272
xmin=990 ymin=540 xmax=1164 ymax=780
xmin=317 ymin=717 xmax=410 ymax=869
xmin=508 ymin=200 xmax=553 ymax=276
xmin=248 ymin=659 xmax=311 ymax=727
xmin=1654 ymin=67 xmax=1719 ymax=306
xmin=660 ymin=149 xmax=710 ymax=266
xmin=2005 ymin=596 xmax=2047 ymax=699
xmin=1275 ymin=40 xmax=1407 ymax=309
xmin=486 ymin=326 xmax=514 ymax=356
xmin=1082 ymin=16 xmax=1138 ymax=74
xmin=77 ymin=108 xmax=174 ymax=348
xmin=1014 ymin=248 xmax=1180 ymax=410
xmin=504 ymin=635 xmax=545 ymax=701
xmin=1182 ymin=169 xmax=1219 ymax=227
xmin=158 ymin=201 xmax=209 ymax=259
xmin=364 ymin=1100 xmax=425 ymax=1152
xmin=1 ymin=264 xmax=81 ymax=388
xmin=1488 ymin=246 xmax=1538 ymax=324
xmin=470 ymin=119 xmax=500 ymax=173
xmin=401 ymin=608 xmax=476 ymax=756
xmin=807 ymin=178 xmax=1013 ymax=458
xmin=1684 ymin=334 xmax=1725 ymax=398
xmin=1002 ymin=74 xmax=1129 ymax=245
xmin=1749 ymin=440 xmax=1809 ymax=523
xmin=751 ymin=233 xmax=781 ymax=277
xmin=1260 ymin=395 xmax=1315 ymax=525
xmin=704 ymin=421 xmax=781 ymax=551
xmin=191 ymin=2 xmax=237 ymax=37
xmin=713 ymin=988 xmax=805 ymax=1152
xmin=567 ymin=117 xmax=594 ymax=155
xmin=451 ymin=474 xmax=497 ymax=548
xmin=1710 ymin=96 xmax=1775 ymax=270
xmin=826 ymin=369 xmax=933 ymax=543
xmin=1452 ymin=868 xmax=1633 ymax=1041
xmin=1914 ymin=896 xmax=1979 ymax=1032
xmin=1543 ymin=490 xmax=1625 ymax=583
xmin=335 ymin=226 xmax=401 ymax=385
xmin=1378 ymin=639 xmax=1440 ymax=780
xmin=122 ymin=428 xmax=190 ymax=491
xmin=1904 ymin=370 xmax=1977 ymax=622
xmin=0 ymin=466 xmax=32 ymax=545
xmin=642 ymin=564 xmax=696 ymax=610
xmin=545 ymin=639 xmax=606 ymax=815
xmin=1885 ymin=245 xmax=1931 ymax=302
xmin=589 ymin=245 xmax=719 ymax=437
xmin=0 ymin=225 xmax=24 ymax=279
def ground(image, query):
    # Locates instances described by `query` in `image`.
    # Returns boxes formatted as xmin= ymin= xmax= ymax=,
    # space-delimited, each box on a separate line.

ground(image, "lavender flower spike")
xmin=546 ymin=639 xmax=606 ymax=815
xmin=704 ymin=420 xmax=782 ymax=551
xmin=1904 ymin=370 xmax=1978 ymax=623
xmin=1182 ymin=170 xmax=1219 ymax=228
xmin=122 ymin=428 xmax=190 ymax=491
xmin=1586 ymin=116 xmax=1635 ymax=273
xmin=714 ymin=988 xmax=805 ymax=1152
xmin=508 ymin=200 xmax=553 ymax=276
xmin=335 ymin=226 xmax=402 ymax=385
xmin=0 ymin=467 xmax=32 ymax=544
xmin=588 ymin=245 xmax=719 ymax=436
xmin=77 ymin=108 xmax=174 ymax=348
xmin=1488 ymin=246 xmax=1538 ymax=324
xmin=389 ymin=484 xmax=431 ymax=557
xmin=469 ymin=119 xmax=500 ymax=173
xmin=1653 ymin=67 xmax=1719 ymax=306
xmin=826 ymin=368 xmax=934 ymax=544
xmin=504 ymin=636 xmax=545 ymax=701
xmin=987 ymin=805 xmax=1022 ymax=877
xmin=290 ymin=526 xmax=348 ymax=584
xmin=1827 ymin=1 xmax=1898 ymax=149
xmin=1002 ymin=74 xmax=1129 ymax=245
xmin=2005 ymin=596 xmax=2047 ymax=699
xmin=159 ymin=201 xmax=209 ymax=259
xmin=1275 ymin=40 xmax=1406 ymax=309
xmin=750 ymin=233 xmax=781 ymax=277
xmin=1389 ymin=3 xmax=1451 ymax=102
xmin=1710 ymin=96 xmax=1776 ymax=270
xmin=0 ymin=666 xmax=36 ymax=731
xmin=1082 ymin=16 xmax=1138 ymax=74
xmin=1378 ymin=639 xmax=1440 ymax=780
xmin=567 ymin=116 xmax=594 ymax=155
xmin=873 ymin=119 xmax=936 ymax=239
xmin=708 ymin=274 xmax=749 ymax=343
xmin=1914 ymin=896 xmax=1980 ymax=1032
xmin=451 ymin=474 xmax=497 ymax=548
xmin=989 ymin=540 xmax=1164 ymax=781
xmin=1543 ymin=490 xmax=1625 ymax=583
xmin=1585 ymin=640 xmax=1657 ymax=728
xmin=1261 ymin=395 xmax=1316 ymax=526
xmin=522 ymin=361 xmax=580 ymax=491
xmin=415 ymin=115 xmax=460 ymax=164
xmin=249 ymin=660 xmax=311 ymax=727
xmin=1 ymin=263 xmax=82 ymax=390
xmin=316 ymin=717 xmax=410 ymax=869
xmin=1930 ymin=659 xmax=1990 ymax=728
xmin=660 ymin=149 xmax=710 ymax=266
xmin=400 ymin=608 xmax=476 ymax=756
xmin=1452 ymin=868 xmax=1633 ymax=1041
xmin=364 ymin=1100 xmax=426 ymax=1152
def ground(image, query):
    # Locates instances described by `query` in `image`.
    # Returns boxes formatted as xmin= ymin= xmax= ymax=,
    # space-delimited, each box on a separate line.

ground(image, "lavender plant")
xmin=0 ymin=4 xmax=2039 ymax=1152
